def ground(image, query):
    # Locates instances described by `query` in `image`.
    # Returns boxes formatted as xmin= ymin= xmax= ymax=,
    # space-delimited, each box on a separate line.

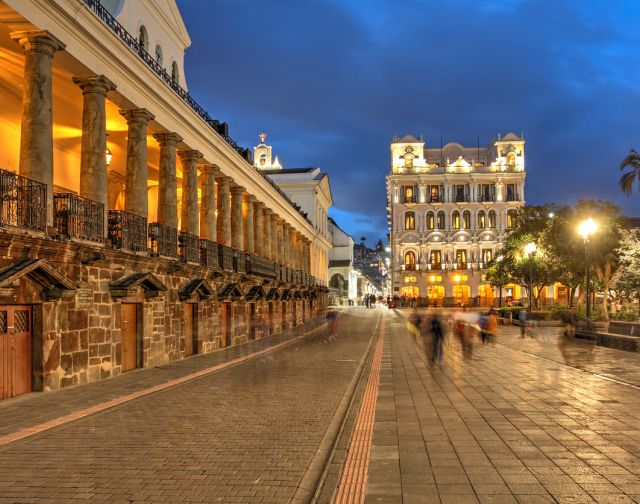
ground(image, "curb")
xmin=290 ymin=312 xmax=382 ymax=504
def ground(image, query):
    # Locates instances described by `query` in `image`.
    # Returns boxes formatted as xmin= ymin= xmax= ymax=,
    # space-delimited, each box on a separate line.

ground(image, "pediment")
xmin=0 ymin=258 xmax=76 ymax=300
xmin=281 ymin=288 xmax=292 ymax=300
xmin=266 ymin=287 xmax=281 ymax=300
xmin=179 ymin=278 xmax=214 ymax=301
xmin=217 ymin=282 xmax=243 ymax=301
xmin=245 ymin=285 xmax=266 ymax=301
xmin=110 ymin=272 xmax=167 ymax=299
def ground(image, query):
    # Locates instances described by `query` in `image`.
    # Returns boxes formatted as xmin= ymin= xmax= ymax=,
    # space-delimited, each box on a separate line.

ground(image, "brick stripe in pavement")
xmin=334 ymin=316 xmax=385 ymax=504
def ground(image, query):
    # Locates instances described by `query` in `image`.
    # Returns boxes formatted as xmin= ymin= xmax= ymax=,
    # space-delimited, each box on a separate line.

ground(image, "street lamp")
xmin=524 ymin=242 xmax=536 ymax=310
xmin=578 ymin=218 xmax=597 ymax=325
xmin=496 ymin=254 xmax=504 ymax=309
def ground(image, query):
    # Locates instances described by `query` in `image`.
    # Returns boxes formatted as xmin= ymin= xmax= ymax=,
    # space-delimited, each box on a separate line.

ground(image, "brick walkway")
xmin=0 ymin=310 xmax=380 ymax=503
xmin=365 ymin=311 xmax=640 ymax=504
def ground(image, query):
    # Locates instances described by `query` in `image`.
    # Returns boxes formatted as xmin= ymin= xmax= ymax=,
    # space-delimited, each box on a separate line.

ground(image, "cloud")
xmin=178 ymin=0 xmax=640 ymax=240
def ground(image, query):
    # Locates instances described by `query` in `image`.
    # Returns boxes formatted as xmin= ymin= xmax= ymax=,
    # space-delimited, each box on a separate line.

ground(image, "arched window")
xmin=437 ymin=211 xmax=445 ymax=230
xmin=330 ymin=273 xmax=346 ymax=290
xmin=452 ymin=211 xmax=460 ymax=229
xmin=426 ymin=211 xmax=435 ymax=230
xmin=138 ymin=25 xmax=149 ymax=50
xmin=404 ymin=211 xmax=415 ymax=230
xmin=171 ymin=61 xmax=180 ymax=83
xmin=507 ymin=209 xmax=517 ymax=228
xmin=488 ymin=210 xmax=496 ymax=228
xmin=404 ymin=251 xmax=416 ymax=271
xmin=155 ymin=44 xmax=163 ymax=65
xmin=478 ymin=210 xmax=486 ymax=229
xmin=506 ymin=152 xmax=516 ymax=167
xmin=463 ymin=210 xmax=471 ymax=229
xmin=404 ymin=153 xmax=414 ymax=169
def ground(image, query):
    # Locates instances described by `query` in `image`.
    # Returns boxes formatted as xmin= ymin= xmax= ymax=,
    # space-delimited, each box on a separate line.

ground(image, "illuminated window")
xmin=506 ymin=153 xmax=516 ymax=166
xmin=429 ymin=185 xmax=440 ymax=202
xmin=488 ymin=210 xmax=496 ymax=228
xmin=463 ymin=210 xmax=471 ymax=229
xmin=478 ymin=210 xmax=486 ymax=228
xmin=482 ymin=249 xmax=492 ymax=264
xmin=426 ymin=211 xmax=435 ymax=230
xmin=430 ymin=250 xmax=441 ymax=269
xmin=259 ymin=154 xmax=266 ymax=166
xmin=507 ymin=210 xmax=517 ymax=228
xmin=404 ymin=276 xmax=416 ymax=283
xmin=456 ymin=250 xmax=467 ymax=268
xmin=404 ymin=251 xmax=416 ymax=271
xmin=403 ymin=147 xmax=414 ymax=169
xmin=404 ymin=186 xmax=414 ymax=203
xmin=404 ymin=212 xmax=415 ymax=230
xmin=437 ymin=211 xmax=445 ymax=230
xmin=138 ymin=25 xmax=149 ymax=50
xmin=452 ymin=211 xmax=460 ymax=229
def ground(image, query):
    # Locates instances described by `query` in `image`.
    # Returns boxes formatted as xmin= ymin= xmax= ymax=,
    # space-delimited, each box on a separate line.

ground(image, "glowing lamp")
xmin=454 ymin=274 xmax=461 ymax=283
xmin=578 ymin=218 xmax=597 ymax=241
xmin=524 ymin=242 xmax=536 ymax=256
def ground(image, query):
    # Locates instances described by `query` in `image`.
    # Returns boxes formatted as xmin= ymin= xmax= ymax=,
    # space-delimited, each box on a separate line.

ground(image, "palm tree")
xmin=620 ymin=149 xmax=640 ymax=196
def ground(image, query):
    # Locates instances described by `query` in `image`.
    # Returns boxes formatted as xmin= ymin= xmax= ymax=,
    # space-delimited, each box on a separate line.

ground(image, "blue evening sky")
xmin=177 ymin=0 xmax=640 ymax=242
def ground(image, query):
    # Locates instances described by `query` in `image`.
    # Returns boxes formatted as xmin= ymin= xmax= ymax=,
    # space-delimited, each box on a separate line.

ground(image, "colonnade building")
xmin=0 ymin=0 xmax=328 ymax=400
xmin=387 ymin=133 xmax=526 ymax=306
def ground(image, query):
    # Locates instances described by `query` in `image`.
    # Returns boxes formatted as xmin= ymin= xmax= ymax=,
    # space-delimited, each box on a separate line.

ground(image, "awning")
xmin=110 ymin=272 xmax=167 ymax=299
xmin=0 ymin=258 xmax=77 ymax=300
xmin=266 ymin=287 xmax=281 ymax=300
xmin=217 ymin=282 xmax=243 ymax=301
xmin=179 ymin=278 xmax=215 ymax=301
xmin=281 ymin=288 xmax=292 ymax=300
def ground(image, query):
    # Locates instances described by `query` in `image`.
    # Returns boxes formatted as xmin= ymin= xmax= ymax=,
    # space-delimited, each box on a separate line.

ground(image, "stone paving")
xmin=365 ymin=311 xmax=640 ymax=504
xmin=0 ymin=310 xmax=379 ymax=503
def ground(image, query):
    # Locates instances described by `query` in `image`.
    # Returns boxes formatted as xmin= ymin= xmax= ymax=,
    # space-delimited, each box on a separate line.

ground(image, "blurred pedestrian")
xmin=487 ymin=309 xmax=498 ymax=343
xmin=408 ymin=310 xmax=422 ymax=340
xmin=326 ymin=308 xmax=339 ymax=339
xmin=431 ymin=314 xmax=444 ymax=363
xmin=518 ymin=308 xmax=528 ymax=338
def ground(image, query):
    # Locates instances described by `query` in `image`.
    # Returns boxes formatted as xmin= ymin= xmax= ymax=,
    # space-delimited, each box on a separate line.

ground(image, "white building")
xmin=327 ymin=218 xmax=357 ymax=304
xmin=254 ymin=134 xmax=332 ymax=283
xmin=387 ymin=133 xmax=526 ymax=306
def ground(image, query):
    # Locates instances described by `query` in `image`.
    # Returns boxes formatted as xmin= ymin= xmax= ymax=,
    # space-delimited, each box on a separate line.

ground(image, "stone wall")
xmin=0 ymin=231 xmax=326 ymax=393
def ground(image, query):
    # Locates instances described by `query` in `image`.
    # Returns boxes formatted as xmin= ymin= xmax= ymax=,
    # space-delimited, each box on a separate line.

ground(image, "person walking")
xmin=431 ymin=314 xmax=444 ymax=364
xmin=518 ymin=308 xmax=528 ymax=338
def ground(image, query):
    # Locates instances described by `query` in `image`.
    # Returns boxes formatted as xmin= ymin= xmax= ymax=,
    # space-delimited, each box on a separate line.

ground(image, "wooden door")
xmin=221 ymin=303 xmax=232 ymax=347
xmin=184 ymin=304 xmax=198 ymax=356
xmin=120 ymin=303 xmax=138 ymax=372
xmin=0 ymin=306 xmax=32 ymax=400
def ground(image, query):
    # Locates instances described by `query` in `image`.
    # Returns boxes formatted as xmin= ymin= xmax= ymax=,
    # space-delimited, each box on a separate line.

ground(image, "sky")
xmin=177 ymin=0 xmax=640 ymax=243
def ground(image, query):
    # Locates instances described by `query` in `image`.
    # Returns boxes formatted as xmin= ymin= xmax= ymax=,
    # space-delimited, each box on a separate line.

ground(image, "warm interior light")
xmin=578 ymin=218 xmax=597 ymax=239
xmin=429 ymin=275 xmax=436 ymax=282
xmin=454 ymin=274 xmax=461 ymax=283
xmin=105 ymin=146 xmax=113 ymax=167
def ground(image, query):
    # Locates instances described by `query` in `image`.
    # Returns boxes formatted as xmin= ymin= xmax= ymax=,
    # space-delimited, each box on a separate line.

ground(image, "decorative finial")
xmin=259 ymin=131 xmax=267 ymax=144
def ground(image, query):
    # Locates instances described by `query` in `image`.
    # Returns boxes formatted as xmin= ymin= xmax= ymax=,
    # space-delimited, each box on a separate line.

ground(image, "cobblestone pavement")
xmin=365 ymin=310 xmax=640 ymax=504
xmin=0 ymin=309 xmax=380 ymax=503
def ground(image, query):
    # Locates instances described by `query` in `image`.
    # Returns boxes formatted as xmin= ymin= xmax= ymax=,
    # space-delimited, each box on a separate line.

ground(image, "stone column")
xmin=263 ymin=208 xmax=273 ymax=261
xmin=230 ymin=185 xmax=245 ymax=250
xmin=178 ymin=150 xmax=202 ymax=235
xmin=121 ymin=109 xmax=154 ymax=218
xmin=271 ymin=216 xmax=278 ymax=263
xmin=200 ymin=164 xmax=218 ymax=240
xmin=254 ymin=202 xmax=264 ymax=256
xmin=277 ymin=219 xmax=284 ymax=265
xmin=73 ymin=75 xmax=116 ymax=235
xmin=283 ymin=223 xmax=291 ymax=267
xmin=152 ymin=132 xmax=181 ymax=227
xmin=216 ymin=175 xmax=232 ymax=245
xmin=11 ymin=31 xmax=65 ymax=225
xmin=244 ymin=195 xmax=255 ymax=254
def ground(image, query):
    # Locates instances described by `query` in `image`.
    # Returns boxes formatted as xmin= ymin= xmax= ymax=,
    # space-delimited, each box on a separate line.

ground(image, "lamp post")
xmin=578 ymin=218 xmax=597 ymax=326
xmin=496 ymin=255 xmax=504 ymax=309
xmin=523 ymin=242 xmax=536 ymax=310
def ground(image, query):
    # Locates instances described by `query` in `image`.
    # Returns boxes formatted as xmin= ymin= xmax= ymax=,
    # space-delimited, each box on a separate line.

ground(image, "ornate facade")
xmin=0 ymin=0 xmax=327 ymax=400
xmin=387 ymin=133 xmax=526 ymax=306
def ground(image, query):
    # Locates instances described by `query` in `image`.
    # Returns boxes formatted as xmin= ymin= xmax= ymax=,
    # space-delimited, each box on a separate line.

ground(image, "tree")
xmin=619 ymin=149 xmax=640 ymax=196
xmin=615 ymin=229 xmax=640 ymax=315
xmin=486 ymin=256 xmax=510 ymax=308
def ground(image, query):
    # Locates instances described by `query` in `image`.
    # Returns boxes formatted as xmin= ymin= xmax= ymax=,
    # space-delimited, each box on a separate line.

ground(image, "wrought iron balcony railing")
xmin=54 ymin=193 xmax=104 ymax=243
xmin=200 ymin=239 xmax=219 ymax=268
xmin=148 ymin=222 xmax=178 ymax=258
xmin=233 ymin=249 xmax=247 ymax=273
xmin=178 ymin=232 xmax=200 ymax=264
xmin=218 ymin=244 xmax=234 ymax=272
xmin=247 ymin=255 xmax=277 ymax=278
xmin=108 ymin=210 xmax=147 ymax=252
xmin=0 ymin=169 xmax=47 ymax=232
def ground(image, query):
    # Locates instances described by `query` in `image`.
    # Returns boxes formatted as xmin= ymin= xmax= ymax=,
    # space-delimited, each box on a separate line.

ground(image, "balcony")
xmin=427 ymin=196 xmax=442 ymax=203
xmin=54 ymin=193 xmax=104 ymax=244
xmin=199 ymin=239 xmax=219 ymax=268
xmin=506 ymin=194 xmax=520 ymax=202
xmin=428 ymin=263 xmax=442 ymax=271
xmin=218 ymin=244 xmax=234 ymax=272
xmin=479 ymin=195 xmax=494 ymax=203
xmin=233 ymin=249 xmax=247 ymax=273
xmin=148 ymin=222 xmax=178 ymax=258
xmin=454 ymin=195 xmax=470 ymax=203
xmin=247 ymin=254 xmax=277 ymax=278
xmin=403 ymin=196 xmax=417 ymax=204
xmin=0 ymin=170 xmax=46 ymax=232
xmin=178 ymin=232 xmax=200 ymax=264
xmin=108 ymin=210 xmax=147 ymax=252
